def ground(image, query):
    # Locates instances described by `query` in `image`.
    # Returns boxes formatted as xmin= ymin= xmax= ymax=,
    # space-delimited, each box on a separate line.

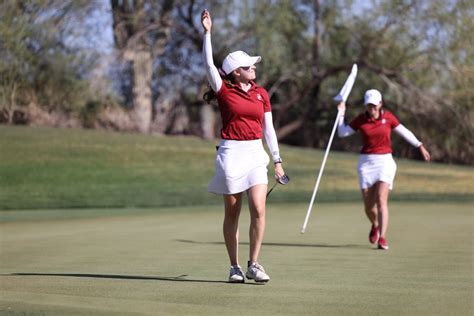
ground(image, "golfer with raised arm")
xmin=201 ymin=9 xmax=285 ymax=283
xmin=337 ymin=89 xmax=431 ymax=250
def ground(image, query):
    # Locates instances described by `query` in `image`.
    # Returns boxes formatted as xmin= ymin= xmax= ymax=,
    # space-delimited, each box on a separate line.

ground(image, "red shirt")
xmin=349 ymin=110 xmax=400 ymax=154
xmin=216 ymin=81 xmax=271 ymax=140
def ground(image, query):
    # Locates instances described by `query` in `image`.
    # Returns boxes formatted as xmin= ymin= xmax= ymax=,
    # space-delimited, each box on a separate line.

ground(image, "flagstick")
xmin=301 ymin=111 xmax=342 ymax=234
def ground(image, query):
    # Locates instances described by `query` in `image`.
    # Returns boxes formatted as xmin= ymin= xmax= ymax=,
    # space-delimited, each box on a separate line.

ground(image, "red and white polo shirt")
xmin=349 ymin=110 xmax=400 ymax=154
xmin=216 ymin=81 xmax=271 ymax=140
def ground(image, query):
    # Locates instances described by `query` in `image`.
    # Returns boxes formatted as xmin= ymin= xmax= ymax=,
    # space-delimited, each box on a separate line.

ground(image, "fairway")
xmin=1 ymin=202 xmax=472 ymax=315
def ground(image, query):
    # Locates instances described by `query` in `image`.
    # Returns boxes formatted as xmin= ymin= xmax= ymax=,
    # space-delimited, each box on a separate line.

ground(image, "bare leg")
xmin=361 ymin=186 xmax=378 ymax=227
xmin=247 ymin=184 xmax=267 ymax=264
xmin=375 ymin=181 xmax=390 ymax=238
xmin=223 ymin=193 xmax=242 ymax=266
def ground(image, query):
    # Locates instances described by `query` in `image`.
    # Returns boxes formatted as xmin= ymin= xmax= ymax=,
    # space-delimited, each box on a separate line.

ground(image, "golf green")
xmin=1 ymin=202 xmax=472 ymax=315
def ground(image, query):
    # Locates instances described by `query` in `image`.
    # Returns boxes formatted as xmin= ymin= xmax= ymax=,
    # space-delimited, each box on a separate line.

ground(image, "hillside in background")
xmin=0 ymin=126 xmax=472 ymax=211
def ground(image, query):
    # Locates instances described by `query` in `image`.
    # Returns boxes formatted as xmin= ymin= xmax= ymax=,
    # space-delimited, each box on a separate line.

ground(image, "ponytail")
xmin=203 ymin=68 xmax=235 ymax=104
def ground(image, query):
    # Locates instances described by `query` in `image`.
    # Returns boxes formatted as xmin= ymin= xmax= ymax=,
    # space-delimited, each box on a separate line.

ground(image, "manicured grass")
xmin=0 ymin=202 xmax=472 ymax=315
xmin=0 ymin=126 xmax=472 ymax=210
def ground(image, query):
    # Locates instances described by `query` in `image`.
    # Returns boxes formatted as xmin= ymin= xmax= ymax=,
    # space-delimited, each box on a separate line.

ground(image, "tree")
xmin=111 ymin=0 xmax=173 ymax=133
xmin=3 ymin=0 xmax=471 ymax=163
xmin=343 ymin=0 xmax=474 ymax=163
xmin=0 ymin=0 xmax=97 ymax=124
xmin=155 ymin=0 xmax=251 ymax=138
xmin=232 ymin=0 xmax=473 ymax=163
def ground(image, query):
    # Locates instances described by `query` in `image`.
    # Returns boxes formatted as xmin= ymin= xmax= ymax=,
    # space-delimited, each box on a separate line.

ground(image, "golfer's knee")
xmin=376 ymin=195 xmax=387 ymax=206
xmin=251 ymin=206 xmax=265 ymax=219
xmin=364 ymin=203 xmax=375 ymax=212
xmin=224 ymin=210 xmax=240 ymax=222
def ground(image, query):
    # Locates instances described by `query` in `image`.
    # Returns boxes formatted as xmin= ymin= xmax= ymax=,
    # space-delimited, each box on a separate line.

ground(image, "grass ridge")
xmin=1 ymin=126 xmax=473 ymax=210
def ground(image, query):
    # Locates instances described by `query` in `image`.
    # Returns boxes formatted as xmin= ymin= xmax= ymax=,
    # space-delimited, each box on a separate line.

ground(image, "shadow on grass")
xmin=3 ymin=272 xmax=259 ymax=285
xmin=176 ymin=239 xmax=367 ymax=249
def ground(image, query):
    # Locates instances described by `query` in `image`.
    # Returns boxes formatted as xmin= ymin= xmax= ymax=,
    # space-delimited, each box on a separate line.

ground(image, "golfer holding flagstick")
xmin=201 ymin=9 xmax=286 ymax=283
xmin=337 ymin=89 xmax=431 ymax=249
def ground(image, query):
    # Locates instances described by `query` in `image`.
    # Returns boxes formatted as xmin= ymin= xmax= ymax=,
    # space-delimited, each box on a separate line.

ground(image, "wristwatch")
xmin=273 ymin=158 xmax=283 ymax=164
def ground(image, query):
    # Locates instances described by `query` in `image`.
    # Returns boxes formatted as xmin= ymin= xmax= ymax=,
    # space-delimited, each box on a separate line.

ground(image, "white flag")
xmin=333 ymin=64 xmax=358 ymax=102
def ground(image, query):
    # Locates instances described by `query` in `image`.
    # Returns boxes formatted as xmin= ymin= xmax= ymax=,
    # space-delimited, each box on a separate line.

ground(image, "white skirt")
xmin=357 ymin=154 xmax=397 ymax=190
xmin=208 ymin=139 xmax=270 ymax=195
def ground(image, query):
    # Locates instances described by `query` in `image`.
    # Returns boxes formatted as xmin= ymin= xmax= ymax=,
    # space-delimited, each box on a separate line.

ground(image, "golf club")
xmin=266 ymin=174 xmax=290 ymax=197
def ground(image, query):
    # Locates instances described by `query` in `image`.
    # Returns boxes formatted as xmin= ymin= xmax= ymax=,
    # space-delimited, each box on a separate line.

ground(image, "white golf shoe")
xmin=228 ymin=265 xmax=245 ymax=283
xmin=246 ymin=262 xmax=270 ymax=283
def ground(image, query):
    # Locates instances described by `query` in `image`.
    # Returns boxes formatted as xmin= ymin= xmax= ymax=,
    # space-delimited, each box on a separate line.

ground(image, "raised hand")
xmin=337 ymin=102 xmax=346 ymax=115
xmin=201 ymin=9 xmax=212 ymax=33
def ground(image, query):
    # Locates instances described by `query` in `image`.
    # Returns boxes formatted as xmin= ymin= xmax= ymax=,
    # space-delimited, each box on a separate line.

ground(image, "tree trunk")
xmin=200 ymin=103 xmax=215 ymax=139
xmin=170 ymin=103 xmax=189 ymax=134
xmin=305 ymin=0 xmax=322 ymax=147
xmin=131 ymin=49 xmax=152 ymax=133
xmin=111 ymin=0 xmax=173 ymax=134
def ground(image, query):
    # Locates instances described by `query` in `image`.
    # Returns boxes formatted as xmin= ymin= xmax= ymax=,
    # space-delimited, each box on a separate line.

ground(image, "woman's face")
xmin=233 ymin=65 xmax=256 ymax=82
xmin=366 ymin=102 xmax=382 ymax=118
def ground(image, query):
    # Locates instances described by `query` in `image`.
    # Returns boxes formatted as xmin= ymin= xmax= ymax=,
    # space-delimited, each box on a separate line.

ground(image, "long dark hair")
xmin=203 ymin=68 xmax=236 ymax=104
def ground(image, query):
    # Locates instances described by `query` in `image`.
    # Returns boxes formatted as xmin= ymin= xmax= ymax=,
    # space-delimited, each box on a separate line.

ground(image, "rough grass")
xmin=0 ymin=126 xmax=472 ymax=210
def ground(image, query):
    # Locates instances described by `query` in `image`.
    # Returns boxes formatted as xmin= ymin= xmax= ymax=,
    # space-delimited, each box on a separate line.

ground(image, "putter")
xmin=266 ymin=174 xmax=290 ymax=197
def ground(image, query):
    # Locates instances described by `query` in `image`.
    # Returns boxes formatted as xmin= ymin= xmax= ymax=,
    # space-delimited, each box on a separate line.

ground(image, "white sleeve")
xmin=202 ymin=33 xmax=222 ymax=92
xmin=337 ymin=116 xmax=356 ymax=137
xmin=394 ymin=124 xmax=422 ymax=147
xmin=263 ymin=112 xmax=281 ymax=162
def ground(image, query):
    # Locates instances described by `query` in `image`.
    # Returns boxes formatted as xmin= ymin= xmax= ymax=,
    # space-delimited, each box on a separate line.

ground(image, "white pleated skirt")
xmin=208 ymin=139 xmax=270 ymax=195
xmin=357 ymin=154 xmax=397 ymax=190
